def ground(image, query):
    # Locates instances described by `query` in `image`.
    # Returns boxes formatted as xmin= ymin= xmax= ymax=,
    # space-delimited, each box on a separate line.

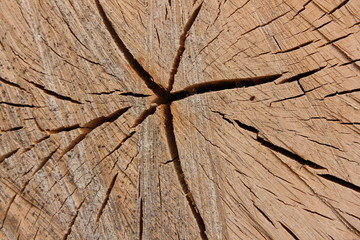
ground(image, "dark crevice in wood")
xmin=21 ymin=135 xmax=51 ymax=154
xmin=45 ymin=124 xmax=80 ymax=134
xmin=241 ymin=11 xmax=290 ymax=36
xmin=0 ymin=101 xmax=37 ymax=108
xmin=90 ymin=90 xmax=150 ymax=97
xmin=339 ymin=59 xmax=360 ymax=66
xmin=323 ymin=88 xmax=360 ymax=98
xmin=227 ymin=0 xmax=251 ymax=18
xmin=303 ymin=208 xmax=334 ymax=220
xmin=132 ymin=105 xmax=157 ymax=128
xmin=57 ymin=106 xmax=131 ymax=161
xmin=62 ymin=200 xmax=84 ymax=240
xmin=271 ymin=82 xmax=326 ymax=105
xmin=234 ymin=120 xmax=259 ymax=134
xmin=256 ymin=136 xmax=326 ymax=170
xmin=0 ymin=76 xmax=28 ymax=92
xmin=328 ymin=0 xmax=350 ymax=14
xmin=211 ymin=111 xmax=232 ymax=124
xmin=274 ymin=40 xmax=313 ymax=54
xmin=139 ymin=198 xmax=144 ymax=240
xmin=167 ymin=2 xmax=203 ymax=91
xmin=312 ymin=21 xmax=331 ymax=32
xmin=161 ymin=104 xmax=208 ymax=240
xmin=341 ymin=122 xmax=360 ymax=125
xmin=23 ymin=78 xmax=82 ymax=104
xmin=279 ymin=67 xmax=325 ymax=84
xmin=0 ymin=126 xmax=23 ymax=132
xmin=279 ymin=222 xmax=300 ymax=240
xmin=0 ymin=194 xmax=16 ymax=229
xmin=101 ymin=131 xmax=136 ymax=163
xmin=0 ymin=148 xmax=20 ymax=164
xmin=96 ymin=173 xmax=118 ymax=222
xmin=215 ymin=113 xmax=327 ymax=170
xmin=270 ymin=93 xmax=305 ymax=104
xmin=303 ymin=137 xmax=342 ymax=151
xmin=291 ymin=0 xmax=312 ymax=19
xmin=95 ymin=0 xmax=168 ymax=97
xmin=253 ymin=204 xmax=275 ymax=227
xmin=20 ymin=147 xmax=59 ymax=194
xmin=77 ymin=54 xmax=100 ymax=65
xmin=318 ymin=174 xmax=360 ymax=193
xmin=170 ymin=74 xmax=282 ymax=102
xmin=119 ymin=92 xmax=151 ymax=98
xmin=318 ymin=33 xmax=353 ymax=47
xmin=197 ymin=30 xmax=223 ymax=55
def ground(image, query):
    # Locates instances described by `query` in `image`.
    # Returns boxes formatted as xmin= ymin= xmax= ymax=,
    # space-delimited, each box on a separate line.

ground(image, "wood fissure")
xmin=161 ymin=104 xmax=208 ymax=240
xmin=95 ymin=0 xmax=168 ymax=97
xmin=96 ymin=173 xmax=118 ymax=222
xmin=167 ymin=2 xmax=203 ymax=91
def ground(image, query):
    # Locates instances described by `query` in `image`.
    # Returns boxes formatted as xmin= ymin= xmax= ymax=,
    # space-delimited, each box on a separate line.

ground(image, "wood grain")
xmin=0 ymin=0 xmax=359 ymax=239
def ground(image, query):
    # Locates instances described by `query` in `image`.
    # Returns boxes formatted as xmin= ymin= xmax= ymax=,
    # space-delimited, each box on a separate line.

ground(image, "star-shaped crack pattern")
xmin=95 ymin=1 xmax=282 ymax=239
xmin=2 ymin=1 xmax=359 ymax=239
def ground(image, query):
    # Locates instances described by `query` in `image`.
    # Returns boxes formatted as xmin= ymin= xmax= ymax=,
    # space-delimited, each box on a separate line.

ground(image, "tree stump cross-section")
xmin=0 ymin=0 xmax=359 ymax=239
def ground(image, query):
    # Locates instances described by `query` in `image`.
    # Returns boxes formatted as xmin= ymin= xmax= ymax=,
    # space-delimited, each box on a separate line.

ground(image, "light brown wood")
xmin=1 ymin=0 xmax=359 ymax=239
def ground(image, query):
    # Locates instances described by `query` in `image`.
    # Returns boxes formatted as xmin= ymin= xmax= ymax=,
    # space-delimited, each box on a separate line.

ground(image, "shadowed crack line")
xmin=23 ymin=78 xmax=82 ymax=104
xmin=169 ymin=74 xmax=282 ymax=102
xmin=0 ymin=76 xmax=29 ymax=93
xmin=279 ymin=222 xmax=300 ymax=240
xmin=167 ymin=2 xmax=203 ymax=91
xmin=278 ymin=66 xmax=325 ymax=84
xmin=0 ymin=148 xmax=20 ymax=164
xmin=0 ymin=101 xmax=37 ymax=108
xmin=56 ymin=106 xmax=131 ymax=162
xmin=213 ymin=112 xmax=327 ymax=170
xmin=318 ymin=174 xmax=360 ymax=193
xmin=62 ymin=200 xmax=85 ymax=240
xmin=96 ymin=173 xmax=118 ymax=222
xmin=95 ymin=0 xmax=167 ymax=97
xmin=162 ymin=104 xmax=208 ymax=240
xmin=139 ymin=198 xmax=144 ymax=240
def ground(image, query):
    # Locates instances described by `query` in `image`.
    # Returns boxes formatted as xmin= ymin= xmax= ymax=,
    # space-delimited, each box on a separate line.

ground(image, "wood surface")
xmin=0 ymin=0 xmax=359 ymax=239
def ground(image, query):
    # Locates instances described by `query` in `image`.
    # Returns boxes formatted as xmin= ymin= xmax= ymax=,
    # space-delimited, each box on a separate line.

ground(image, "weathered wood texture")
xmin=1 ymin=0 xmax=359 ymax=239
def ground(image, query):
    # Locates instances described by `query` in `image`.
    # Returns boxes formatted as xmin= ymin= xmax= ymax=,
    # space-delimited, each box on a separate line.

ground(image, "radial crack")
xmin=170 ymin=74 xmax=282 ymax=102
xmin=161 ymin=104 xmax=208 ymax=240
xmin=95 ymin=0 xmax=168 ymax=97
xmin=167 ymin=2 xmax=203 ymax=91
xmin=23 ymin=78 xmax=82 ymax=104
xmin=96 ymin=173 xmax=118 ymax=222
xmin=318 ymin=174 xmax=360 ymax=193
xmin=0 ymin=148 xmax=19 ymax=164
xmin=57 ymin=106 xmax=131 ymax=161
